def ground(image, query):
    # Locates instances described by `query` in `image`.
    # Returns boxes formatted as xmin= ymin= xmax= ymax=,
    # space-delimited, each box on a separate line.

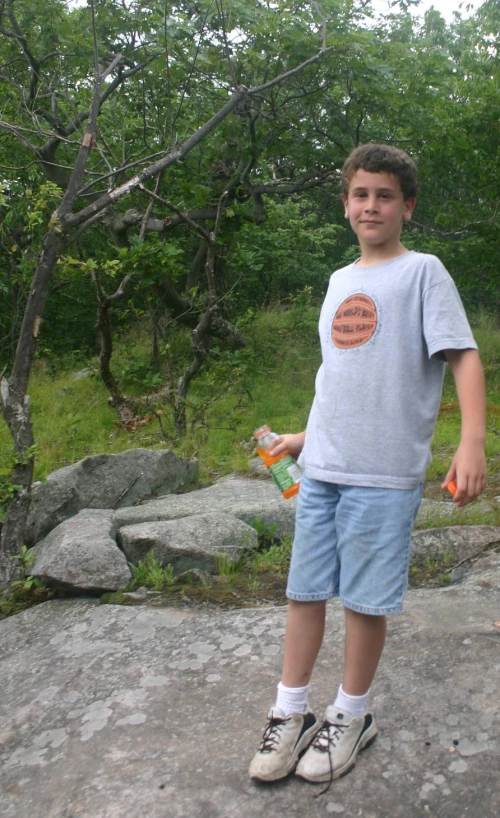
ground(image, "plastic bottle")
xmin=254 ymin=425 xmax=302 ymax=499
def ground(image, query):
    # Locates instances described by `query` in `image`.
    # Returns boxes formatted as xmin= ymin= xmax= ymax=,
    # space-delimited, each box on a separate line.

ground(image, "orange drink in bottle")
xmin=254 ymin=425 xmax=302 ymax=499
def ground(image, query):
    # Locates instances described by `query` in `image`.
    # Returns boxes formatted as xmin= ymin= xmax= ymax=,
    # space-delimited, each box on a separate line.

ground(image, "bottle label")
xmin=268 ymin=455 xmax=302 ymax=492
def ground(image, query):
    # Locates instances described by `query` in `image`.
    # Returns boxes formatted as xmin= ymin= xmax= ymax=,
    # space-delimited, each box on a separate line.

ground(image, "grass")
xmin=414 ymin=506 xmax=500 ymax=530
xmin=1 ymin=305 xmax=498 ymax=488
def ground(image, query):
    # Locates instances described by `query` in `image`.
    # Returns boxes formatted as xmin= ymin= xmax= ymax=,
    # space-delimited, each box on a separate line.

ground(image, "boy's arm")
xmin=442 ymin=348 xmax=487 ymax=507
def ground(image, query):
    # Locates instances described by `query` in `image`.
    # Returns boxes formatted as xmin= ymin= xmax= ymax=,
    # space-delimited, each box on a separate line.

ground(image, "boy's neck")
xmin=356 ymin=241 xmax=410 ymax=268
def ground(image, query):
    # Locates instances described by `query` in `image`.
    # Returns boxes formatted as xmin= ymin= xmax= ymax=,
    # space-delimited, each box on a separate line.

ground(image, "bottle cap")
xmin=446 ymin=480 xmax=457 ymax=496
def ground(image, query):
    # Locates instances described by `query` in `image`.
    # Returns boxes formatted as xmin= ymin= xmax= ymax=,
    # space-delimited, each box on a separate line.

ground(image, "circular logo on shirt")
xmin=332 ymin=294 xmax=377 ymax=348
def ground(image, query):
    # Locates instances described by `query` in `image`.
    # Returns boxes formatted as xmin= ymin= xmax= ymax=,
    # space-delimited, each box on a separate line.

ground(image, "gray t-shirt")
xmin=298 ymin=251 xmax=477 ymax=489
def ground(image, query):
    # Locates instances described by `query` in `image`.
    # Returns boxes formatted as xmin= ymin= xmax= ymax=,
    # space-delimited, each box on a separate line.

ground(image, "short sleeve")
xmin=422 ymin=277 xmax=477 ymax=360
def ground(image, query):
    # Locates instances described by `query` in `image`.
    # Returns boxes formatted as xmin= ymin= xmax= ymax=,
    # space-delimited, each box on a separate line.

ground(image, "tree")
xmin=0 ymin=0 xmax=340 ymax=584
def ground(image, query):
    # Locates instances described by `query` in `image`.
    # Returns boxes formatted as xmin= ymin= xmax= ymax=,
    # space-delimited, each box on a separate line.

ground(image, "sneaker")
xmin=249 ymin=707 xmax=319 ymax=782
xmin=295 ymin=706 xmax=377 ymax=784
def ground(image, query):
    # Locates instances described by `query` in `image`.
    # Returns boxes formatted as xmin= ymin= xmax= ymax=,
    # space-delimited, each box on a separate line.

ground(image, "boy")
xmin=248 ymin=143 xmax=487 ymax=786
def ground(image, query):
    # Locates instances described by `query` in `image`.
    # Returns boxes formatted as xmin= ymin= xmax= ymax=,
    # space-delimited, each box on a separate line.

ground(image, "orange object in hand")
xmin=446 ymin=480 xmax=457 ymax=496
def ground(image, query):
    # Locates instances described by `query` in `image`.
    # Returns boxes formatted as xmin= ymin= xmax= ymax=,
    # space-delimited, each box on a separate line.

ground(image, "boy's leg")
xmin=281 ymin=599 xmax=326 ymax=687
xmin=249 ymin=476 xmax=340 ymax=782
xmin=248 ymin=600 xmax=325 ymax=782
xmin=296 ymin=483 xmax=422 ymax=785
xmin=296 ymin=609 xmax=381 ymax=784
xmin=342 ymin=608 xmax=386 ymax=695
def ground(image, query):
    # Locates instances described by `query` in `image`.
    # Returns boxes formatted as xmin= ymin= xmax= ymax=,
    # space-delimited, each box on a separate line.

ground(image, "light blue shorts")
xmin=286 ymin=475 xmax=423 ymax=615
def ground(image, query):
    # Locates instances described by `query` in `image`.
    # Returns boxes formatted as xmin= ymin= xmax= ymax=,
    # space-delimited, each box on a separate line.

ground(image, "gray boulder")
xmin=113 ymin=474 xmax=297 ymax=535
xmin=412 ymin=525 xmax=500 ymax=564
xmin=118 ymin=512 xmax=258 ymax=574
xmin=31 ymin=509 xmax=132 ymax=592
xmin=26 ymin=448 xmax=198 ymax=546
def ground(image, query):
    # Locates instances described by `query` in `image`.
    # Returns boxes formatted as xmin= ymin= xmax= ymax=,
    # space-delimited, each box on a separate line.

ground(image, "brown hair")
xmin=342 ymin=143 xmax=418 ymax=200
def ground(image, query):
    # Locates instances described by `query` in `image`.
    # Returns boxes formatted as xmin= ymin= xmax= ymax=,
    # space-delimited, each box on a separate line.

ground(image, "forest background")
xmin=0 ymin=0 xmax=499 ymax=585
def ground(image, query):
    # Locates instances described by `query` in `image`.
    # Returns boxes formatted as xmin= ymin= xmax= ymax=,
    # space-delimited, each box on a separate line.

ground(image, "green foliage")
xmin=0 ymin=470 xmax=20 ymax=520
xmin=2 ymin=306 xmax=497 ymax=496
xmin=214 ymin=554 xmax=244 ymax=578
xmin=409 ymin=550 xmax=456 ymax=588
xmin=229 ymin=200 xmax=343 ymax=306
xmin=11 ymin=574 xmax=45 ymax=591
xmin=247 ymin=516 xmax=279 ymax=547
xmin=119 ymin=357 xmax=164 ymax=393
xmin=25 ymin=183 xmax=63 ymax=234
xmin=129 ymin=553 xmax=176 ymax=590
xmin=10 ymin=545 xmax=46 ymax=593
xmin=250 ymin=534 xmax=293 ymax=577
xmin=1 ymin=0 xmax=499 ymax=388
xmin=0 ymin=446 xmax=37 ymax=520
xmin=13 ymin=543 xmax=33 ymax=572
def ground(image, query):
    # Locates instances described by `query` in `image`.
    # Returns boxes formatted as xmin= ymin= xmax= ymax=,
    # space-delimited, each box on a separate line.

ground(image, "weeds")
xmin=0 ymin=544 xmax=53 ymax=620
xmin=129 ymin=553 xmax=176 ymax=590
xmin=247 ymin=516 xmax=280 ymax=548
xmin=214 ymin=554 xmax=244 ymax=578
xmin=409 ymin=550 xmax=456 ymax=588
xmin=250 ymin=535 xmax=293 ymax=577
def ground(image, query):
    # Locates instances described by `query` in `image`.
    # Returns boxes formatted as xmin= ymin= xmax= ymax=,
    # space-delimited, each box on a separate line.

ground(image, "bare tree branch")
xmin=248 ymin=47 xmax=333 ymax=94
xmin=3 ymin=0 xmax=41 ymax=101
xmin=215 ymin=0 xmax=238 ymax=88
xmin=139 ymin=174 xmax=164 ymax=240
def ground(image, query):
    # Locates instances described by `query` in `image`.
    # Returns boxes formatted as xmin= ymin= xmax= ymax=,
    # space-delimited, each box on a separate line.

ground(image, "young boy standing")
xmin=249 ymin=143 xmax=487 ymax=786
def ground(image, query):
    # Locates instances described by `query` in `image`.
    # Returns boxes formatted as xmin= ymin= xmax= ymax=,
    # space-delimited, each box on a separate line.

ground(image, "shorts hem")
xmin=286 ymin=589 xmax=338 ymax=602
xmin=341 ymin=597 xmax=403 ymax=616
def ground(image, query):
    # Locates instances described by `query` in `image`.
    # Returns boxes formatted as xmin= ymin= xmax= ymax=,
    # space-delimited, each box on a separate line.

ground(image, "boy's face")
xmin=343 ymin=170 xmax=416 ymax=251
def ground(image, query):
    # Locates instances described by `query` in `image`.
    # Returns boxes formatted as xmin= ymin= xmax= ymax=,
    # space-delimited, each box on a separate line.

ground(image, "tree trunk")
xmin=0 ymin=228 xmax=64 ymax=586
xmin=151 ymin=318 xmax=160 ymax=373
xmin=94 ymin=286 xmax=137 ymax=423
xmin=0 ymin=380 xmax=34 ymax=585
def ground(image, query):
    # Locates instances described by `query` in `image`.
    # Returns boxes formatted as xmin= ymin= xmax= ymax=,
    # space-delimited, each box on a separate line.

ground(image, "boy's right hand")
xmin=269 ymin=431 xmax=306 ymax=458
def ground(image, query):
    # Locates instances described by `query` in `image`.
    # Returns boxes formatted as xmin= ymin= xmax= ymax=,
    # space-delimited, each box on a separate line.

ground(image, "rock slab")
xmin=0 ymin=583 xmax=499 ymax=818
xmin=412 ymin=525 xmax=500 ymax=564
xmin=118 ymin=512 xmax=258 ymax=574
xmin=31 ymin=509 xmax=131 ymax=592
xmin=113 ymin=473 xmax=298 ymax=534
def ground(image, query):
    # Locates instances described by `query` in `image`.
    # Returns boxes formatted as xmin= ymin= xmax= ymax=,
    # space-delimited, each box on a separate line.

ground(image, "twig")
xmin=138 ymin=185 xmax=212 ymax=242
xmin=312 ymin=2 xmax=327 ymax=50
xmin=111 ymin=475 xmax=141 ymax=509
xmin=449 ymin=541 xmax=500 ymax=574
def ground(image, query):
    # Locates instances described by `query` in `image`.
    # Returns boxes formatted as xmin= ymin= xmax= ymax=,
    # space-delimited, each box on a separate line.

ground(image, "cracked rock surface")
xmin=1 ymin=577 xmax=499 ymax=818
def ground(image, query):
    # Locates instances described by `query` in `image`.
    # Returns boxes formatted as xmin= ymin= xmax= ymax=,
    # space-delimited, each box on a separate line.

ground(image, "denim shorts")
xmin=286 ymin=475 xmax=423 ymax=615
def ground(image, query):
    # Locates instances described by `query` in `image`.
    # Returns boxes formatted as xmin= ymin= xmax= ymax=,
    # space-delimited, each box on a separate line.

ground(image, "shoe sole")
xmin=295 ymin=721 xmax=378 ymax=783
xmin=249 ymin=722 xmax=320 ymax=783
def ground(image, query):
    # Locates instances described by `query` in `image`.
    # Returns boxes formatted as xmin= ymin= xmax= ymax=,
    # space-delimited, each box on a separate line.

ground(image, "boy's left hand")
xmin=442 ymin=441 xmax=487 ymax=507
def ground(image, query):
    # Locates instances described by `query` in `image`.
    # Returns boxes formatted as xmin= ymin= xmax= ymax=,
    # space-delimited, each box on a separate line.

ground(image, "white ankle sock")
xmin=276 ymin=681 xmax=310 ymax=716
xmin=333 ymin=684 xmax=370 ymax=716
